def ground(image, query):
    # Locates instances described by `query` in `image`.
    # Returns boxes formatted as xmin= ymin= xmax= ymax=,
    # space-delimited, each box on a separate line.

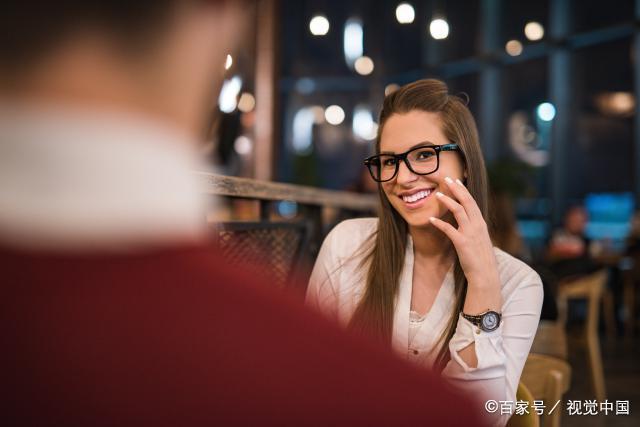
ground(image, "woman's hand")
xmin=429 ymin=176 xmax=503 ymax=368
xmin=430 ymin=177 xmax=502 ymax=368
xmin=429 ymin=177 xmax=501 ymax=299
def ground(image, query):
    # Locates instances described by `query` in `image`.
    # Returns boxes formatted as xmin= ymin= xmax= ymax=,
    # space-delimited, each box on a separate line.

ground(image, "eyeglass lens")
xmin=369 ymin=146 xmax=438 ymax=182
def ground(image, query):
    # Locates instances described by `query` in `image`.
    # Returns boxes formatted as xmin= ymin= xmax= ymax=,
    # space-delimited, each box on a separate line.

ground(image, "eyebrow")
xmin=379 ymin=141 xmax=439 ymax=155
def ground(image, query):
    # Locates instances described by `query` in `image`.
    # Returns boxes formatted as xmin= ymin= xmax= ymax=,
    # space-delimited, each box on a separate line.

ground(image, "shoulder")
xmin=329 ymin=217 xmax=378 ymax=236
xmin=493 ymin=246 xmax=543 ymax=295
xmin=321 ymin=217 xmax=378 ymax=258
xmin=308 ymin=219 xmax=376 ymax=315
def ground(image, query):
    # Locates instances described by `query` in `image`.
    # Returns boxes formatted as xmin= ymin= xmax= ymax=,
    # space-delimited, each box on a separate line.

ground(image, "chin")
xmin=393 ymin=207 xmax=436 ymax=228
xmin=393 ymin=201 xmax=453 ymax=228
xmin=407 ymin=219 xmax=434 ymax=230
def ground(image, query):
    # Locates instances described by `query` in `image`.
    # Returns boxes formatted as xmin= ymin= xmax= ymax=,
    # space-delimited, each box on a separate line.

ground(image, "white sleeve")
xmin=441 ymin=271 xmax=543 ymax=427
xmin=305 ymin=226 xmax=341 ymax=321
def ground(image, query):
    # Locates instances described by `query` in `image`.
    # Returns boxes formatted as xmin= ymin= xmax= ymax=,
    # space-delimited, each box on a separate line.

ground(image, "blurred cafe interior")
xmin=3 ymin=0 xmax=640 ymax=426
xmin=211 ymin=1 xmax=640 ymax=425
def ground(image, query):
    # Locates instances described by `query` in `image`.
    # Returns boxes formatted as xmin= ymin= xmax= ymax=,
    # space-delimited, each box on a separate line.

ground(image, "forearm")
xmin=443 ymin=273 xmax=543 ymax=427
xmin=457 ymin=277 xmax=503 ymax=368
xmin=463 ymin=277 xmax=503 ymax=315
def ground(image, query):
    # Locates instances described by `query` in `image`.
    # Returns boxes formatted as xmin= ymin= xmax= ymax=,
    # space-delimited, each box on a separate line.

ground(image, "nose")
xmin=395 ymin=159 xmax=418 ymax=184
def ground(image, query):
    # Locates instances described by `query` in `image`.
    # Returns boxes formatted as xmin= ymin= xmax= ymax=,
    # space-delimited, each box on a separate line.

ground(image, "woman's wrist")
xmin=466 ymin=272 xmax=500 ymax=291
xmin=463 ymin=274 xmax=502 ymax=314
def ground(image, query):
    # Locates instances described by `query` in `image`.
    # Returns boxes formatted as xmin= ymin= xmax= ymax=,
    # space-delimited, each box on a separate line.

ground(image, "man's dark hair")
xmin=2 ymin=1 xmax=177 ymax=71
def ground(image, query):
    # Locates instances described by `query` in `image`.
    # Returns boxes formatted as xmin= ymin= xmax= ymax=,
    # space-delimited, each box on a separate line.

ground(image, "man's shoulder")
xmin=0 ymin=244 xmax=483 ymax=426
xmin=0 ymin=244 xmax=260 ymax=304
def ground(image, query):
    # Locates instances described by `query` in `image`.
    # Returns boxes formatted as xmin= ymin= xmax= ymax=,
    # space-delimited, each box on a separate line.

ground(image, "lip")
xmin=397 ymin=187 xmax=436 ymax=210
xmin=397 ymin=187 xmax=436 ymax=198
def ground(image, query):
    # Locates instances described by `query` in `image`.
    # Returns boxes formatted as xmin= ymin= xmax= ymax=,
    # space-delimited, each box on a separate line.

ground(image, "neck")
xmin=409 ymin=223 xmax=455 ymax=266
xmin=0 ymin=106 xmax=208 ymax=252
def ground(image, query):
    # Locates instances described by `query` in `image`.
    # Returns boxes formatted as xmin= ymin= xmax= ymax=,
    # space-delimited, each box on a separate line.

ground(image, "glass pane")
xmin=572 ymin=0 xmax=634 ymax=34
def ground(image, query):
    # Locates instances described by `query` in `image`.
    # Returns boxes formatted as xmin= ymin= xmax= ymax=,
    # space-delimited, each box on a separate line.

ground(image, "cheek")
xmin=381 ymin=182 xmax=394 ymax=198
xmin=381 ymin=184 xmax=403 ymax=211
xmin=438 ymin=156 xmax=465 ymax=178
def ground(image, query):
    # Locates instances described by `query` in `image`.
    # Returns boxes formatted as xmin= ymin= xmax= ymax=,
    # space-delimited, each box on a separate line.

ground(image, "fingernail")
xmin=436 ymin=191 xmax=444 ymax=197
xmin=456 ymin=179 xmax=464 ymax=186
xmin=429 ymin=217 xmax=437 ymax=222
xmin=444 ymin=176 xmax=453 ymax=184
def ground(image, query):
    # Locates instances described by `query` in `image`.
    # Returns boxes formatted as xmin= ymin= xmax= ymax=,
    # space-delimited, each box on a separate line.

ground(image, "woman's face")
xmin=379 ymin=110 xmax=466 ymax=229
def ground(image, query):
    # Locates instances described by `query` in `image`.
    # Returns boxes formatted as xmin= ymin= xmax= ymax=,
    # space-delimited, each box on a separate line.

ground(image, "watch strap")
xmin=461 ymin=312 xmax=483 ymax=325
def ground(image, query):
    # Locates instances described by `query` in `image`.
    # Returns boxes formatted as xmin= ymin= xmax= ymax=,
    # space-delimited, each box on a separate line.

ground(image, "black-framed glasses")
xmin=364 ymin=143 xmax=460 ymax=183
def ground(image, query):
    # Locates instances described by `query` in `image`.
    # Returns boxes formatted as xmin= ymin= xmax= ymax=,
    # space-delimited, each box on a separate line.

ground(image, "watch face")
xmin=481 ymin=311 xmax=500 ymax=331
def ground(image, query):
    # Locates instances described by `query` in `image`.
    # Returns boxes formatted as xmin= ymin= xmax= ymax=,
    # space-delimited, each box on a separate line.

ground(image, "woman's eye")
xmin=416 ymin=150 xmax=435 ymax=160
xmin=383 ymin=158 xmax=397 ymax=167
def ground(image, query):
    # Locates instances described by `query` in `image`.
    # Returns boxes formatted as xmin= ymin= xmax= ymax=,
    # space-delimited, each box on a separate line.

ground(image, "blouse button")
xmin=412 ymin=349 xmax=419 ymax=355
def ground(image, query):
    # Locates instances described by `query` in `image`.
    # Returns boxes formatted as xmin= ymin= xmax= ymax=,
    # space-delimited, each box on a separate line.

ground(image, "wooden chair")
xmin=506 ymin=382 xmax=540 ymax=427
xmin=556 ymin=269 xmax=607 ymax=402
xmin=602 ymin=287 xmax=617 ymax=340
xmin=530 ymin=320 xmax=568 ymax=360
xmin=520 ymin=353 xmax=571 ymax=427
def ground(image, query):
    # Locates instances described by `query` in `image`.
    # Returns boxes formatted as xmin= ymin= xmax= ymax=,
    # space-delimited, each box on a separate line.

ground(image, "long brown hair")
xmin=348 ymin=78 xmax=489 ymax=371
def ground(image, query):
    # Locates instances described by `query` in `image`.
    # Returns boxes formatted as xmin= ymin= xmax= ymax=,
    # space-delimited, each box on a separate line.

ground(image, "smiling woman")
xmin=307 ymin=79 xmax=544 ymax=427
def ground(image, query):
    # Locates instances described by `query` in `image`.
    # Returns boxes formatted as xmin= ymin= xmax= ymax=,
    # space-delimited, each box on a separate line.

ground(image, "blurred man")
xmin=0 ymin=2 xmax=483 ymax=426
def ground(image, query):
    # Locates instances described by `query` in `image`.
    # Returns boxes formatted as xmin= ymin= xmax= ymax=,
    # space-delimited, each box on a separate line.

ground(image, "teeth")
xmin=402 ymin=189 xmax=432 ymax=203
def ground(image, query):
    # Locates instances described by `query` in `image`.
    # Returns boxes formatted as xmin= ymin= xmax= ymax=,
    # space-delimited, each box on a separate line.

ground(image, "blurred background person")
xmin=546 ymin=205 xmax=599 ymax=281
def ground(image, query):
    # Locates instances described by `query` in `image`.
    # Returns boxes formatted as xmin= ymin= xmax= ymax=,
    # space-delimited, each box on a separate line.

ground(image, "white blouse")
xmin=306 ymin=218 xmax=544 ymax=427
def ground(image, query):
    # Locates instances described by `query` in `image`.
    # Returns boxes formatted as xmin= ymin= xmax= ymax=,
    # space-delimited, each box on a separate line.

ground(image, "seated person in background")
xmin=546 ymin=205 xmax=599 ymax=281
xmin=0 ymin=2 xmax=483 ymax=426
xmin=307 ymin=79 xmax=543 ymax=427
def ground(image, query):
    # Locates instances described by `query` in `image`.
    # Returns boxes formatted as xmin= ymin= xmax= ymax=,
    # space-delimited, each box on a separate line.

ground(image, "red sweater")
xmin=1 ymin=245 xmax=484 ymax=426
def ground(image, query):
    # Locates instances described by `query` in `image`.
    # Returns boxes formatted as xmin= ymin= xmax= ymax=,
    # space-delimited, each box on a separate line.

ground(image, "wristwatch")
xmin=462 ymin=310 xmax=502 ymax=332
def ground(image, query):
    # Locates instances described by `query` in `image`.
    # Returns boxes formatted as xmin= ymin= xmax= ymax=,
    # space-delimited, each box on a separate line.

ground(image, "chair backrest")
xmin=216 ymin=221 xmax=310 ymax=291
xmin=520 ymin=353 xmax=571 ymax=427
xmin=556 ymin=269 xmax=607 ymax=328
xmin=506 ymin=382 xmax=540 ymax=427
xmin=530 ymin=320 xmax=568 ymax=359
